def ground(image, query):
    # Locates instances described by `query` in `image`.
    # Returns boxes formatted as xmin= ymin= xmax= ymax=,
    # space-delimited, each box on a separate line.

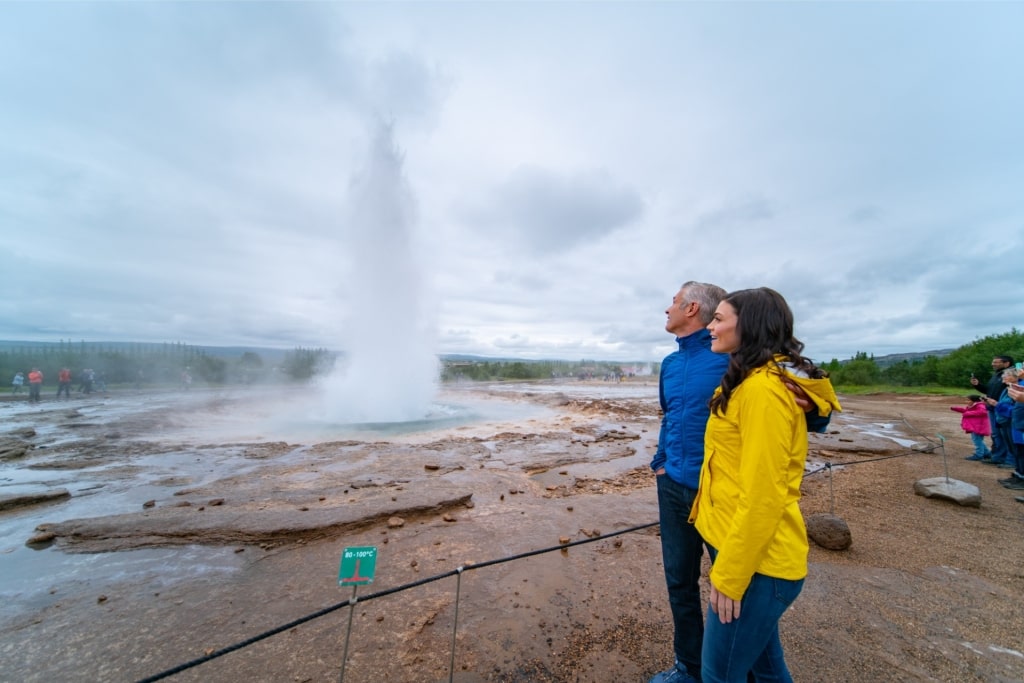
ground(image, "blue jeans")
xmin=657 ymin=473 xmax=707 ymax=679
xmin=969 ymin=433 xmax=990 ymax=457
xmin=702 ymin=551 xmax=804 ymax=683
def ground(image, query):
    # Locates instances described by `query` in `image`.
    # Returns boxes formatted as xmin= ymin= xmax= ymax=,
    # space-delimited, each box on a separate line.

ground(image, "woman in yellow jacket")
xmin=690 ymin=287 xmax=840 ymax=683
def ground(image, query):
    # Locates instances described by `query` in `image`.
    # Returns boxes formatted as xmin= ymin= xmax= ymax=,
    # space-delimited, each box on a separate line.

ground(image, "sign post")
xmin=337 ymin=547 xmax=378 ymax=683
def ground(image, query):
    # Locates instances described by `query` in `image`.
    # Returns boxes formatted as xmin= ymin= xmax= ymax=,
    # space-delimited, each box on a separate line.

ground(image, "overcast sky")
xmin=1 ymin=1 xmax=1021 ymax=364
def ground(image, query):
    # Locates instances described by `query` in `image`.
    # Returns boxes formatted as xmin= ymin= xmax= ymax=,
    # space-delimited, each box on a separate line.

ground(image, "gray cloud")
xmin=462 ymin=166 xmax=644 ymax=254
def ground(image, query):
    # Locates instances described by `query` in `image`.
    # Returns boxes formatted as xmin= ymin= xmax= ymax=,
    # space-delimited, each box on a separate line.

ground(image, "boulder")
xmin=806 ymin=513 xmax=852 ymax=550
xmin=913 ymin=477 xmax=981 ymax=507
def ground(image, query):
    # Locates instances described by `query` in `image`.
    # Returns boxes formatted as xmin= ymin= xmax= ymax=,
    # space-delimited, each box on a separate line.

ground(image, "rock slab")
xmin=913 ymin=477 xmax=981 ymax=507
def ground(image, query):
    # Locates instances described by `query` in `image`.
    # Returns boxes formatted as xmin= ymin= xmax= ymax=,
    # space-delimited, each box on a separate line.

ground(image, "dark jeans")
xmin=657 ymin=473 xmax=707 ymax=679
xmin=989 ymin=410 xmax=1011 ymax=462
xmin=993 ymin=420 xmax=1013 ymax=464
xmin=56 ymin=381 xmax=71 ymax=398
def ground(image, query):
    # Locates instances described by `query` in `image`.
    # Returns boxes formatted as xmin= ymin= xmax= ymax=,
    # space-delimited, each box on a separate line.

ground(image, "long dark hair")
xmin=709 ymin=287 xmax=824 ymax=415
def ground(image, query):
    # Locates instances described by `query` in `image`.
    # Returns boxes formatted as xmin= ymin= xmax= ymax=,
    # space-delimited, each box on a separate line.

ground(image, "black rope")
xmin=134 ymin=521 xmax=659 ymax=683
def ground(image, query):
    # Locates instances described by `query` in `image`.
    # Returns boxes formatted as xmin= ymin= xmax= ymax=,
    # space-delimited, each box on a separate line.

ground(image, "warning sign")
xmin=338 ymin=546 xmax=378 ymax=586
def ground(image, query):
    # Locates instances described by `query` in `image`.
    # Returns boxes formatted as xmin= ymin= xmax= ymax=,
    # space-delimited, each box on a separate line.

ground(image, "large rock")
xmin=913 ymin=477 xmax=981 ymax=507
xmin=39 ymin=482 xmax=474 ymax=552
xmin=806 ymin=512 xmax=852 ymax=550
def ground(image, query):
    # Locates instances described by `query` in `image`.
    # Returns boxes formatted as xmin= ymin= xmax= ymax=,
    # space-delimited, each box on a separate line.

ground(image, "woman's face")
xmin=708 ymin=301 xmax=739 ymax=354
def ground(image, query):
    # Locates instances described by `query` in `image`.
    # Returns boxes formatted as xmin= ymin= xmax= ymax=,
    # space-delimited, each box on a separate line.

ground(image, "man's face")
xmin=992 ymin=357 xmax=1011 ymax=371
xmin=665 ymin=288 xmax=693 ymax=336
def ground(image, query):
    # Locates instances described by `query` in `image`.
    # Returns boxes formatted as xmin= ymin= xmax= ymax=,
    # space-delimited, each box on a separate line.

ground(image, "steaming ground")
xmin=0 ymin=383 xmax=1022 ymax=682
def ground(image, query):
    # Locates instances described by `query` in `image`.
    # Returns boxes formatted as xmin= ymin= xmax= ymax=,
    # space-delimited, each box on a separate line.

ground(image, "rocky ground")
xmin=0 ymin=386 xmax=1022 ymax=682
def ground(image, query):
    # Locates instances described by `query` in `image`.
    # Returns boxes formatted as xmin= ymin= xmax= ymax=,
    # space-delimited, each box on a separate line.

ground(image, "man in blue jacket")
xmin=649 ymin=281 xmax=831 ymax=683
xmin=649 ymin=281 xmax=729 ymax=683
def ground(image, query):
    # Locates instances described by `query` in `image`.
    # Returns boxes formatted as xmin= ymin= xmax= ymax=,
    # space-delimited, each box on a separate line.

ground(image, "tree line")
xmin=0 ymin=341 xmax=333 ymax=388
xmin=4 ymin=329 xmax=1019 ymax=391
xmin=822 ymin=329 xmax=1024 ymax=388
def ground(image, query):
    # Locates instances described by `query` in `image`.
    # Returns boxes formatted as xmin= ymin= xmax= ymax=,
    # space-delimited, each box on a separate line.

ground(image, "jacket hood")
xmin=778 ymin=358 xmax=842 ymax=418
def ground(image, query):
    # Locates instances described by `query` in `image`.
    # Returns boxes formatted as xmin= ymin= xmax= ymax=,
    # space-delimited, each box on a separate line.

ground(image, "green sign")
xmin=338 ymin=546 xmax=378 ymax=586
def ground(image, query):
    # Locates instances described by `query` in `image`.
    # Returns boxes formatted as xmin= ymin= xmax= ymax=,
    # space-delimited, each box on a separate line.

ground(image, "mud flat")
xmin=0 ymin=385 xmax=1022 ymax=682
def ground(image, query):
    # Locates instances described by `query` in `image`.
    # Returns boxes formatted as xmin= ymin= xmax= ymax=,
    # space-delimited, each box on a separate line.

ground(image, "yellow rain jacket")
xmin=690 ymin=358 xmax=841 ymax=600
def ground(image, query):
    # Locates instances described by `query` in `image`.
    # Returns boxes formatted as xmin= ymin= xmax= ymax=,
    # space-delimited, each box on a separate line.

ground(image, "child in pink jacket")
xmin=953 ymin=394 xmax=992 ymax=460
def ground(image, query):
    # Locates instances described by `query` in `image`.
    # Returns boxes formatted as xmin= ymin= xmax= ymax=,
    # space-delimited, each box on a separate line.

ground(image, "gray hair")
xmin=1003 ymin=368 xmax=1019 ymax=380
xmin=680 ymin=281 xmax=727 ymax=326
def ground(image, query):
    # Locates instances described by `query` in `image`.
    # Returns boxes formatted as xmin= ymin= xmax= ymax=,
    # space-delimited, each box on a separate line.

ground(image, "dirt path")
xmin=0 ymin=389 xmax=1022 ymax=682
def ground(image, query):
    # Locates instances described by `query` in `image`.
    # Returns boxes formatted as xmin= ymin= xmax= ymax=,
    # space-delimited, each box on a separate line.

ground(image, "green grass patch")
xmin=834 ymin=385 xmax=969 ymax=396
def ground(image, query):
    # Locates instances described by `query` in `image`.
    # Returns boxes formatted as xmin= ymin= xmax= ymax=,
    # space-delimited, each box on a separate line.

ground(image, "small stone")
xmin=234 ymin=548 xmax=245 ymax=553
xmin=142 ymin=500 xmax=156 ymax=508
xmin=443 ymin=513 xmax=457 ymax=522
xmin=546 ymin=485 xmax=558 ymax=491
xmin=208 ymin=498 xmax=224 ymax=506
xmin=558 ymin=536 xmax=571 ymax=545
xmin=298 ymin=506 xmax=309 ymax=511
xmin=388 ymin=516 xmax=405 ymax=528
xmin=424 ymin=463 xmax=440 ymax=471
xmin=173 ymin=501 xmax=191 ymax=507
xmin=97 ymin=595 xmax=108 ymax=603
xmin=566 ymin=506 xmax=574 ymax=511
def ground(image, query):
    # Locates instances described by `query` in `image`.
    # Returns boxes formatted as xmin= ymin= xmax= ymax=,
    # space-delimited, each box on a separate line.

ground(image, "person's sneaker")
xmin=998 ymin=477 xmax=1016 ymax=484
xmin=648 ymin=664 xmax=697 ymax=683
xmin=1016 ymin=496 xmax=1024 ymax=504
xmin=965 ymin=454 xmax=985 ymax=461
xmin=1001 ymin=480 xmax=1024 ymax=490
xmin=997 ymin=462 xmax=1015 ymax=469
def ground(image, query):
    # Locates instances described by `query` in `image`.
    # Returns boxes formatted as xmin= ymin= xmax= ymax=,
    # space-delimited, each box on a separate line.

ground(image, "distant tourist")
xmin=56 ymin=368 xmax=72 ymax=400
xmin=27 ymin=368 xmax=43 ymax=403
xmin=970 ymin=356 xmax=1014 ymax=465
xmin=11 ymin=371 xmax=24 ymax=394
xmin=1003 ymin=375 xmax=1024 ymax=496
xmin=952 ymin=395 xmax=991 ymax=460
xmin=990 ymin=368 xmax=1020 ymax=471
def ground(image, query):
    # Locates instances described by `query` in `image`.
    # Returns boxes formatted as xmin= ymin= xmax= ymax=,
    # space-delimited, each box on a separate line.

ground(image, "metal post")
xmin=448 ymin=567 xmax=464 ymax=683
xmin=339 ymin=585 xmax=358 ymax=683
xmin=937 ymin=434 xmax=949 ymax=482
xmin=827 ymin=462 xmax=835 ymax=515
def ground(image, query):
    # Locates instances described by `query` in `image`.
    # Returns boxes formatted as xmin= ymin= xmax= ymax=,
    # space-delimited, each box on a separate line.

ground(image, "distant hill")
xmin=851 ymin=349 xmax=955 ymax=368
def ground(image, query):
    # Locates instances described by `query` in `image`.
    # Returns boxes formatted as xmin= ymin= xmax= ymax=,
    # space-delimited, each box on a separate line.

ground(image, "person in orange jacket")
xmin=56 ymin=367 xmax=72 ymax=400
xmin=27 ymin=368 xmax=43 ymax=403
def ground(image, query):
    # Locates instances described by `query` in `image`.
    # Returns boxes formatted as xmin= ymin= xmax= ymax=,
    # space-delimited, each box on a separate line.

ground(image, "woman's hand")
xmin=709 ymin=584 xmax=741 ymax=624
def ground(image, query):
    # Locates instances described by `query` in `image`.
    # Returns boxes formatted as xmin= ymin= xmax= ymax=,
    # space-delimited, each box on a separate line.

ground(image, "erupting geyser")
xmin=319 ymin=123 xmax=439 ymax=423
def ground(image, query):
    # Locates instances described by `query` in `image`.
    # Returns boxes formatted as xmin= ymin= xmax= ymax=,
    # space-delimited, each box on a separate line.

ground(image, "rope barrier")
xmin=134 ymin=521 xmax=659 ymax=683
